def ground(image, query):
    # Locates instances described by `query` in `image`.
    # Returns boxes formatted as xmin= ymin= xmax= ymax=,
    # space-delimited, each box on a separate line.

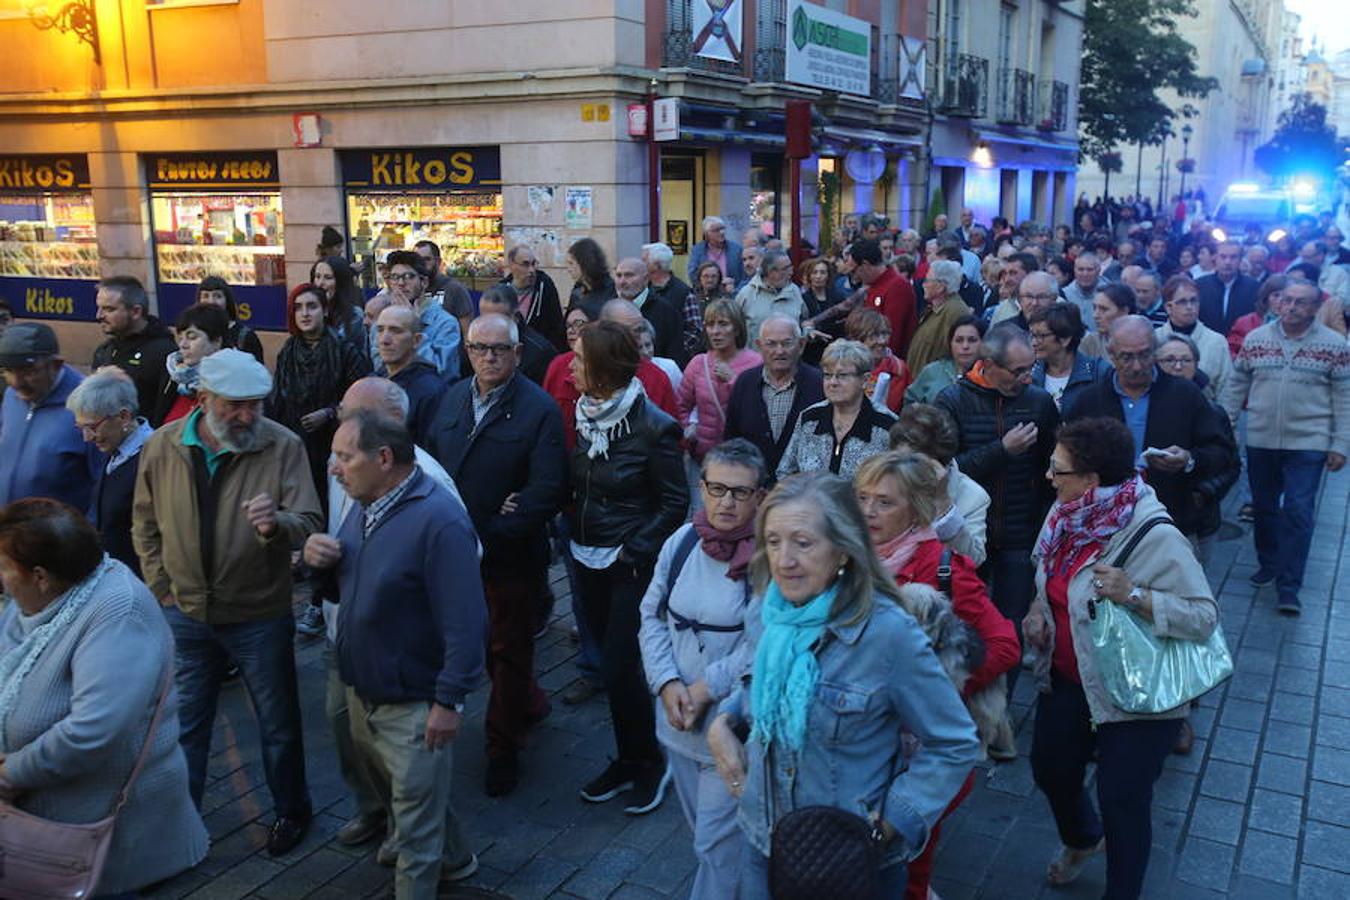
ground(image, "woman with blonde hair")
xmin=677 ymin=299 xmax=763 ymax=464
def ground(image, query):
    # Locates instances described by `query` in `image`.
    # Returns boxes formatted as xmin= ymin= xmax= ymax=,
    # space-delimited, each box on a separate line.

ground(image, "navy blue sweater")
xmin=334 ymin=469 xmax=487 ymax=707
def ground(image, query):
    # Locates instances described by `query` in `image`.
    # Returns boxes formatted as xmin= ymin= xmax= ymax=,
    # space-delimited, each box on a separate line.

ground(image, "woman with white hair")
xmin=777 ymin=340 xmax=897 ymax=481
xmin=66 ymin=367 xmax=154 ymax=576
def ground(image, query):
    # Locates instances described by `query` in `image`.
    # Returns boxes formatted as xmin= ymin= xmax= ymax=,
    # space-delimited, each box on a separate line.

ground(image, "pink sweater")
xmin=677 ymin=348 xmax=763 ymax=460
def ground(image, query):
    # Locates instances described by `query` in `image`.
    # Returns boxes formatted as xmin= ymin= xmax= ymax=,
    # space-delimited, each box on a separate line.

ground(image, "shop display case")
xmin=150 ymin=193 xmax=285 ymax=286
xmin=0 ymin=192 xmax=99 ymax=279
xmin=347 ymin=191 xmax=503 ymax=288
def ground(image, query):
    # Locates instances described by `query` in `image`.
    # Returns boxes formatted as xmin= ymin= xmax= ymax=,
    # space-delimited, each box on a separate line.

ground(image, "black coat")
xmin=934 ymin=377 xmax=1060 ymax=551
xmin=227 ymin=321 xmax=265 ymax=364
xmin=723 ymin=364 xmax=825 ymax=481
xmin=390 ymin=360 xmax=449 ymax=450
xmin=568 ymin=394 xmax=688 ymax=566
xmin=517 ymin=320 xmax=558 ymax=384
xmin=92 ymin=452 xmax=141 ymax=577
xmin=641 ymin=291 xmax=691 ymax=368
xmin=1061 ymin=371 xmax=1237 ymax=537
xmin=501 ymin=270 xmax=567 ymax=352
xmin=568 ymin=276 xmax=618 ymax=320
xmin=1196 ymin=273 xmax=1259 ymax=335
xmin=431 ymin=373 xmax=567 ymax=578
xmin=91 ymin=317 xmax=176 ymax=421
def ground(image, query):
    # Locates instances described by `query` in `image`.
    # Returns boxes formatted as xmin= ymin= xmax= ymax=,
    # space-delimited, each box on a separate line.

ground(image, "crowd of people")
xmin=0 ymin=196 xmax=1346 ymax=900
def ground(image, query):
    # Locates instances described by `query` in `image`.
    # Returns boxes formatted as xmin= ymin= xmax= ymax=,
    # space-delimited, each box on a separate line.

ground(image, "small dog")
xmin=896 ymin=582 xmax=1009 ymax=756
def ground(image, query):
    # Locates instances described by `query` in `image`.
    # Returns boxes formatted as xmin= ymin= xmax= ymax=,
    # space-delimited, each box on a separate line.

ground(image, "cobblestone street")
xmin=144 ymin=469 xmax=1350 ymax=900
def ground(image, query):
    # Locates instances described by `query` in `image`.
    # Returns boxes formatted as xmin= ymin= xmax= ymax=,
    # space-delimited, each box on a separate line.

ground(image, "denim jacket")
xmin=722 ymin=598 xmax=982 ymax=865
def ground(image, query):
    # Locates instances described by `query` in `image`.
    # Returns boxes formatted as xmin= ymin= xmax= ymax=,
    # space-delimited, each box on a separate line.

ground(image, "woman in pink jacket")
xmin=677 ymin=298 xmax=761 ymax=462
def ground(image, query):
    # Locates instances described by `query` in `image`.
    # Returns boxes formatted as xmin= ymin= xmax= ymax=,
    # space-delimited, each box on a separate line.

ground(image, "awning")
xmin=975 ymin=129 xmax=1078 ymax=154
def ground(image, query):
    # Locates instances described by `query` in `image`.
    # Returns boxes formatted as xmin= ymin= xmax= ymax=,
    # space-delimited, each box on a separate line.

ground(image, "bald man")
xmin=615 ymin=257 xmax=688 ymax=367
xmin=375 ymin=305 xmax=446 ymax=448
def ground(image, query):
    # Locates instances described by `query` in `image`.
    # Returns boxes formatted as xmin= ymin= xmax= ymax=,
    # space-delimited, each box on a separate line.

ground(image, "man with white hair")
xmin=686 ymin=215 xmax=744 ymax=286
xmin=617 ymin=255 xmax=687 ymax=366
xmin=733 ymin=248 xmax=807 ymax=342
xmin=132 ymin=348 xmax=323 ymax=856
xmin=908 ymin=259 xmax=973 ymax=373
xmin=643 ymin=241 xmax=699 ymax=357
xmin=1062 ymin=253 xmax=1106 ymax=329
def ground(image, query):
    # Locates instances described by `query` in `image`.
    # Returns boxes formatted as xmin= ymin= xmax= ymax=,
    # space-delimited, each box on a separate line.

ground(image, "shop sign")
xmin=784 ymin=0 xmax=871 ymax=97
xmin=653 ymin=99 xmax=680 ymax=142
xmin=340 ymin=147 xmax=502 ymax=190
xmin=0 ymin=276 xmax=98 ymax=321
xmin=0 ymin=154 xmax=91 ymax=192
xmin=145 ymin=152 xmax=280 ymax=189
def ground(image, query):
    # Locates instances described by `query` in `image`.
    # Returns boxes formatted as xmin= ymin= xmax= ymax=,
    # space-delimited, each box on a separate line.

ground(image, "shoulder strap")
xmin=1111 ymin=516 xmax=1174 ymax=570
xmin=937 ymin=547 xmax=953 ymax=596
xmin=657 ymin=527 xmax=703 ymax=622
xmin=110 ymin=656 xmax=174 ymax=817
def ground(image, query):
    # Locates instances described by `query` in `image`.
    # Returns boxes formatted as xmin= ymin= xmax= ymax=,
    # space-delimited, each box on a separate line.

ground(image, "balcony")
xmin=1036 ymin=79 xmax=1069 ymax=132
xmin=995 ymin=68 xmax=1036 ymax=125
xmin=939 ymin=54 xmax=988 ymax=118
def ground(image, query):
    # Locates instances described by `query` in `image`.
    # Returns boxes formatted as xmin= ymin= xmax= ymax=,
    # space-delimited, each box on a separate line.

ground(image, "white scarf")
xmin=0 ymin=556 xmax=117 ymax=753
xmin=575 ymin=378 xmax=645 ymax=459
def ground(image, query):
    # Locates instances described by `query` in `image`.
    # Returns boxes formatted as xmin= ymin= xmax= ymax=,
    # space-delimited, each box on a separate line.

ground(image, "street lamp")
xmin=1179 ymin=123 xmax=1194 ymax=198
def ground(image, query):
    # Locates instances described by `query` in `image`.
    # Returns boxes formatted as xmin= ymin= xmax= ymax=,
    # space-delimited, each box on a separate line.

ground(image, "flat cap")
xmin=198 ymin=348 xmax=272 ymax=400
xmin=0 ymin=322 xmax=60 ymax=367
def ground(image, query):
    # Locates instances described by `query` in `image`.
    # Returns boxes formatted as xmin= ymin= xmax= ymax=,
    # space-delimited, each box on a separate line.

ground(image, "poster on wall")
xmin=564 ymin=187 xmax=593 ymax=230
xmin=666 ymin=220 xmax=689 ymax=255
xmin=692 ymin=0 xmax=743 ymax=64
xmin=784 ymin=0 xmax=871 ymax=97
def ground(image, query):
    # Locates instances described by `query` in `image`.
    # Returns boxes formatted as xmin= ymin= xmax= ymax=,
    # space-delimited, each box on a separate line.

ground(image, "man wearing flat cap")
xmin=0 ymin=322 xmax=101 ymax=510
xmin=132 ymin=348 xmax=323 ymax=856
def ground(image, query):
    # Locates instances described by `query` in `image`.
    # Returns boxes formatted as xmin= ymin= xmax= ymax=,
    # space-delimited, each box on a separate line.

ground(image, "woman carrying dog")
xmin=854 ymin=451 xmax=1020 ymax=900
xmin=1023 ymin=417 xmax=1218 ymax=899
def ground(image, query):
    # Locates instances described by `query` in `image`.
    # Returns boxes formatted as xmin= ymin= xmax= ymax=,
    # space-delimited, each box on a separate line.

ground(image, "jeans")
xmin=551 ymin=514 xmax=601 ymax=680
xmin=1247 ymin=447 xmax=1326 ymax=603
xmin=738 ymin=841 xmax=907 ymax=900
xmin=980 ymin=548 xmax=1037 ymax=694
xmin=1030 ymin=674 xmax=1180 ymax=900
xmin=164 ymin=606 xmax=310 ymax=819
xmin=347 ymin=694 xmax=472 ymax=900
xmin=324 ymin=641 xmax=384 ymax=821
xmin=484 ymin=575 xmax=548 ymax=759
xmin=574 ymin=559 xmax=662 ymax=766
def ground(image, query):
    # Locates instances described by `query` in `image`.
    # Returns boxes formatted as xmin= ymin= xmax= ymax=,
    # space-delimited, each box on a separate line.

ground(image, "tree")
xmin=1254 ymin=94 xmax=1346 ymax=182
xmin=1078 ymin=0 xmax=1217 ymax=161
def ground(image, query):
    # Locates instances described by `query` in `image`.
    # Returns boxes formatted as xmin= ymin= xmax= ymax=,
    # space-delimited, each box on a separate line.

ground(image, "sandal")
xmin=1047 ymin=838 xmax=1105 ymax=885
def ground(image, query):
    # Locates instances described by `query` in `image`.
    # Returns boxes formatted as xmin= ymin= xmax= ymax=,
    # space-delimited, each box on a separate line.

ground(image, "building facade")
xmin=925 ymin=0 xmax=1083 ymax=228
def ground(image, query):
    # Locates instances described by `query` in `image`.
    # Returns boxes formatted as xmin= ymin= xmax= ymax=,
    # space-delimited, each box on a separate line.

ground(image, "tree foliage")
xmin=1253 ymin=94 xmax=1346 ymax=181
xmin=1078 ymin=0 xmax=1217 ymax=162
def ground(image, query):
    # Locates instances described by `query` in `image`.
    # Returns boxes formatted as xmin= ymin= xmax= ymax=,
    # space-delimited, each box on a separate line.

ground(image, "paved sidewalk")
xmin=146 ymin=467 xmax=1349 ymax=899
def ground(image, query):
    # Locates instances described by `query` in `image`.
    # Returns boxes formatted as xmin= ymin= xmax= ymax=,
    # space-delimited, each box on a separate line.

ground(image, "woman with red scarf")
xmin=1023 ymin=417 xmax=1218 ymax=899
xmin=854 ymin=450 xmax=1019 ymax=900
xmin=638 ymin=438 xmax=766 ymax=900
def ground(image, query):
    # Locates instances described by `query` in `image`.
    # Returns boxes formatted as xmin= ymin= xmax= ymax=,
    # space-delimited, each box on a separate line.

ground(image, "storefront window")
xmin=146 ymin=152 xmax=286 ymax=329
xmin=341 ymin=148 xmax=503 ymax=292
xmin=0 ymin=154 xmax=99 ymax=320
xmin=750 ymin=156 xmax=780 ymax=237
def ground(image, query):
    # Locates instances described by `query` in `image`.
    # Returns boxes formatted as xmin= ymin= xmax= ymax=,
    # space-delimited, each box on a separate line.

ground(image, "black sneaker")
xmin=1250 ymin=568 xmax=1276 ymax=588
xmin=580 ymin=759 xmax=637 ymax=803
xmin=485 ymin=756 xmax=520 ymax=798
xmin=623 ymin=763 xmax=672 ymax=816
xmin=1276 ymin=596 xmax=1301 ymax=616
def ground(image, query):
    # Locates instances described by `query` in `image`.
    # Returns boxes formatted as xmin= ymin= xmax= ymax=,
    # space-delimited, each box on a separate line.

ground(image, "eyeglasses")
xmin=1111 ymin=351 xmax=1155 ymax=366
xmin=702 ymin=480 xmax=759 ymax=502
xmin=1021 ymin=292 xmax=1058 ymax=303
xmin=513 ymin=259 xmax=538 ymax=268
xmin=1167 ymin=296 xmax=1200 ymax=307
xmin=386 ymin=272 xmax=421 ymax=283
xmin=822 ymin=370 xmax=865 ymax=381
xmin=992 ymin=361 xmax=1034 ymax=378
xmin=1048 ymin=460 xmax=1082 ymax=478
xmin=759 ymin=339 xmax=798 ymax=351
xmin=1156 ymin=355 xmax=1194 ymax=368
xmin=465 ymin=342 xmax=517 ymax=357
xmin=1277 ymin=296 xmax=1320 ymax=309
xmin=76 ymin=414 xmax=114 ymax=436
xmin=565 ymin=321 xmax=590 ymax=336
xmin=1028 ymin=330 xmax=1056 ymax=343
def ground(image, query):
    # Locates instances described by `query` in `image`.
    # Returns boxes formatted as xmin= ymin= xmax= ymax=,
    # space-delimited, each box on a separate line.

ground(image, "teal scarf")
xmin=750 ymin=579 xmax=838 ymax=752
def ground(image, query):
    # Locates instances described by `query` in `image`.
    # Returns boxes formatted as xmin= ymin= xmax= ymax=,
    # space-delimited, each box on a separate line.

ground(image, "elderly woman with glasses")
xmin=777 ymin=339 xmax=898 ymax=481
xmin=1156 ymin=275 xmax=1232 ymax=403
xmin=638 ymin=439 xmax=767 ymax=899
xmin=1023 ymin=417 xmax=1218 ymax=899
xmin=0 ymin=499 xmax=208 ymax=897
xmin=1029 ymin=304 xmax=1104 ymax=410
xmin=706 ymin=472 xmax=981 ymax=900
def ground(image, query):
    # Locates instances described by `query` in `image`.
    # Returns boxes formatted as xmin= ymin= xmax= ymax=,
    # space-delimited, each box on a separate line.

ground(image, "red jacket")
xmin=542 ymin=352 xmax=679 ymax=451
xmin=866 ymin=268 xmax=919 ymax=358
xmin=896 ymin=539 xmax=1020 ymax=696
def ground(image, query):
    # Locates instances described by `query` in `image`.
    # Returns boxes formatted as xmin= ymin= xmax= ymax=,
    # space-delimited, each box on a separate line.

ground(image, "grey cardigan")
xmin=0 ymin=561 xmax=208 ymax=894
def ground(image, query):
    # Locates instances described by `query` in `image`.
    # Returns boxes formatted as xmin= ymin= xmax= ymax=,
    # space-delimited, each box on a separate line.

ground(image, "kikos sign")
xmin=0 ymin=155 xmax=91 ymax=191
xmin=145 ymin=152 xmax=280 ymax=189
xmin=340 ymin=147 xmax=501 ymax=190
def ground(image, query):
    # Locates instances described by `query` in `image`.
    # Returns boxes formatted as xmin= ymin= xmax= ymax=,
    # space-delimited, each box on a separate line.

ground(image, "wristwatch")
xmin=451 ymin=701 xmax=466 ymax=714
xmin=1127 ymin=586 xmax=1147 ymax=609
xmin=1183 ymin=454 xmax=1196 ymax=474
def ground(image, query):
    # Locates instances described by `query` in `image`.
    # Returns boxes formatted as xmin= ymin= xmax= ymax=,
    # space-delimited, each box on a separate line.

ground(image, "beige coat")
xmin=1027 ymin=485 xmax=1218 ymax=724
xmin=132 ymin=416 xmax=323 ymax=624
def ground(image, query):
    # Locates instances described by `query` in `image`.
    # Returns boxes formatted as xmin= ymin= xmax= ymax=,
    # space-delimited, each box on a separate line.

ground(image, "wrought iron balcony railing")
xmin=939 ymin=53 xmax=988 ymax=118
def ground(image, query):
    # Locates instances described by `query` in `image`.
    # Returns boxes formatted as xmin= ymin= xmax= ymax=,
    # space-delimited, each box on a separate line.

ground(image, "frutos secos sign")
xmin=341 ymin=147 xmax=502 ymax=190
xmin=784 ymin=0 xmax=871 ymax=97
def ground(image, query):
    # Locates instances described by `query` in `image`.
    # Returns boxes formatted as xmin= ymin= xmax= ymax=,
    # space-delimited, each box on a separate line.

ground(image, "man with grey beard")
xmin=132 ymin=348 xmax=323 ymax=857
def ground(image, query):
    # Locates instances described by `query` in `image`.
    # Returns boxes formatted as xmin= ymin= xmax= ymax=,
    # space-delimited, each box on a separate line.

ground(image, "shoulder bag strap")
xmin=1110 ymin=516 xmax=1174 ymax=570
xmin=110 ymin=657 xmax=174 ymax=817
xmin=937 ymin=547 xmax=953 ymax=596
xmin=657 ymin=527 xmax=703 ymax=622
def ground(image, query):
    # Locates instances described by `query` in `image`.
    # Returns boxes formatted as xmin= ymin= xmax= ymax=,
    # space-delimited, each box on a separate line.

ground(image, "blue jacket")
xmin=334 ymin=468 xmax=487 ymax=708
xmin=0 ymin=366 xmax=101 ymax=510
xmin=687 ymin=238 xmax=745 ymax=286
xmin=723 ymin=599 xmax=981 ymax=865
xmin=430 ymin=373 xmax=566 ymax=578
xmin=1030 ymin=351 xmax=1106 ymax=410
xmin=390 ymin=360 xmax=449 ymax=450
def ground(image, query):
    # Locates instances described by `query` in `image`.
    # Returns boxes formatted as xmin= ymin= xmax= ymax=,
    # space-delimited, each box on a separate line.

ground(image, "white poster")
xmin=784 ymin=0 xmax=871 ymax=97
xmin=899 ymin=36 xmax=926 ymax=101
xmin=691 ymin=0 xmax=744 ymax=64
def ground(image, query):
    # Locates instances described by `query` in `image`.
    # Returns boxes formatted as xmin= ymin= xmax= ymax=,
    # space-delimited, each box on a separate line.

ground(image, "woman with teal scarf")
xmin=706 ymin=472 xmax=982 ymax=900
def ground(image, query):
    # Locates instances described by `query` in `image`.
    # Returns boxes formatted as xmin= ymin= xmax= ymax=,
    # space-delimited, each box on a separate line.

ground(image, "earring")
xmin=836 ymin=560 xmax=848 ymax=578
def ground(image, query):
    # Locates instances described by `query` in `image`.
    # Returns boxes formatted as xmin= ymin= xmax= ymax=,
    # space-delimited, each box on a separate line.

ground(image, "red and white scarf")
xmin=1036 ymin=475 xmax=1143 ymax=576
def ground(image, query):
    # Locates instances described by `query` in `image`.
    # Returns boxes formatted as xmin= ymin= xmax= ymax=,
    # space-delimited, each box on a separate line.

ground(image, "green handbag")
xmin=1087 ymin=517 xmax=1233 ymax=714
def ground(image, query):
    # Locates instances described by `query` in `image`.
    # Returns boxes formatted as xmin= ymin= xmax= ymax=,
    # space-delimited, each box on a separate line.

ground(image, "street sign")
xmin=653 ymin=98 xmax=681 ymax=142
xmin=784 ymin=0 xmax=871 ymax=97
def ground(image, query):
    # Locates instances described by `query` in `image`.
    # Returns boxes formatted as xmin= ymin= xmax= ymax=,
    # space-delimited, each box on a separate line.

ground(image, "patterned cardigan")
xmin=776 ymin=399 xmax=898 ymax=481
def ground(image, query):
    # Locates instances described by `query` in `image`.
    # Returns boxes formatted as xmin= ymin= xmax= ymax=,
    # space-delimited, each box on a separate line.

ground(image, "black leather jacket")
xmin=569 ymin=394 xmax=689 ymax=566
